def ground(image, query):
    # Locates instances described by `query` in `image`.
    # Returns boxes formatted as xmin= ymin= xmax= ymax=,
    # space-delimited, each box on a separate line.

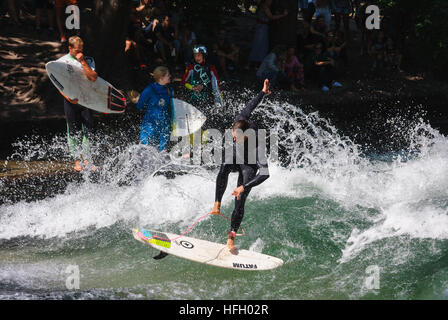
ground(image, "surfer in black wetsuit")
xmin=209 ymin=79 xmax=272 ymax=253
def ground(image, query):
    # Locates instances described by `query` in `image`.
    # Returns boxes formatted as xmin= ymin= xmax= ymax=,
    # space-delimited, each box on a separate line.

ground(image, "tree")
xmin=81 ymin=0 xmax=131 ymax=84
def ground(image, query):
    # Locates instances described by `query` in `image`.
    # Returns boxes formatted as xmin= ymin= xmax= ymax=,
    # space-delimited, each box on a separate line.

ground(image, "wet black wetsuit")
xmin=214 ymin=91 xmax=269 ymax=233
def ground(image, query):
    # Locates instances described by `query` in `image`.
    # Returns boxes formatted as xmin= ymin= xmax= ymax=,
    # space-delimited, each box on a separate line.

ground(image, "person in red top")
xmin=182 ymin=45 xmax=223 ymax=131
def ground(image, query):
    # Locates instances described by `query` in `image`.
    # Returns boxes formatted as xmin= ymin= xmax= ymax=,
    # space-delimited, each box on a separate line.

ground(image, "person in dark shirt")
xmin=297 ymin=20 xmax=322 ymax=62
xmin=307 ymin=42 xmax=342 ymax=91
xmin=368 ymin=30 xmax=387 ymax=69
xmin=154 ymin=14 xmax=180 ymax=63
xmin=143 ymin=17 xmax=160 ymax=52
xmin=209 ymin=79 xmax=272 ymax=253
xmin=326 ymin=30 xmax=347 ymax=66
xmin=211 ymin=29 xmax=240 ymax=78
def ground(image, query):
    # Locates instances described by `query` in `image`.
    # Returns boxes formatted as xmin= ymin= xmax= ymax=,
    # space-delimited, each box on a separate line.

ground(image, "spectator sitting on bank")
xmin=310 ymin=15 xmax=329 ymax=47
xmin=136 ymin=0 xmax=155 ymax=28
xmin=283 ymin=47 xmax=305 ymax=92
xmin=211 ymin=28 xmax=240 ymax=79
xmin=368 ymin=30 xmax=387 ymax=70
xmin=385 ymin=37 xmax=403 ymax=72
xmin=180 ymin=22 xmax=197 ymax=65
xmin=143 ymin=17 xmax=159 ymax=51
xmin=297 ymin=20 xmax=322 ymax=62
xmin=154 ymin=14 xmax=181 ymax=64
xmin=336 ymin=30 xmax=349 ymax=64
xmin=326 ymin=30 xmax=347 ymax=66
xmin=256 ymin=45 xmax=286 ymax=87
xmin=306 ymin=42 xmax=342 ymax=92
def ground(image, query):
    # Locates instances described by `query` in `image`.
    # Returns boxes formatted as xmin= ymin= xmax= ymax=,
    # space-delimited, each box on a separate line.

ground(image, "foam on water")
xmin=1 ymin=93 xmax=448 ymax=298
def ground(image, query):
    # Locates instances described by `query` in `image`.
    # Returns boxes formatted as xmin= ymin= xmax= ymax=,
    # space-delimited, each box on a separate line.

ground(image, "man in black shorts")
xmin=210 ymin=79 xmax=272 ymax=253
xmin=55 ymin=36 xmax=97 ymax=171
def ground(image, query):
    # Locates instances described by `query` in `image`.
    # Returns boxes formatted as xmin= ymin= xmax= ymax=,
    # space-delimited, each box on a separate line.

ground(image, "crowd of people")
xmin=251 ymin=0 xmax=404 ymax=93
xmin=2 ymin=0 xmax=404 ymax=92
xmin=124 ymin=0 xmax=243 ymax=82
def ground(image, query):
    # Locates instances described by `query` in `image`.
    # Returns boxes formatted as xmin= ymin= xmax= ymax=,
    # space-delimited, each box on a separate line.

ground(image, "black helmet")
xmin=193 ymin=45 xmax=207 ymax=55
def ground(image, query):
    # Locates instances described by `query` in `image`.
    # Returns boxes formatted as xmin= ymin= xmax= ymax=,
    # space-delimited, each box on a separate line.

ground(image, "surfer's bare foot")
xmin=227 ymin=231 xmax=238 ymax=254
xmin=227 ymin=238 xmax=238 ymax=254
xmin=210 ymin=201 xmax=221 ymax=215
xmin=82 ymin=160 xmax=98 ymax=172
xmin=74 ymin=160 xmax=83 ymax=172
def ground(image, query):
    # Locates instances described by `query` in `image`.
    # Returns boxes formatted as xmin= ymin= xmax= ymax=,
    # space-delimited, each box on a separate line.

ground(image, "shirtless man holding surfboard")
xmin=56 ymin=36 xmax=97 ymax=171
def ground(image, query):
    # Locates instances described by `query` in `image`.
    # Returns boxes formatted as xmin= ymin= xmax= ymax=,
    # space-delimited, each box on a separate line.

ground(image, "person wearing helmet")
xmin=181 ymin=45 xmax=224 ymax=150
xmin=181 ymin=45 xmax=224 ymax=120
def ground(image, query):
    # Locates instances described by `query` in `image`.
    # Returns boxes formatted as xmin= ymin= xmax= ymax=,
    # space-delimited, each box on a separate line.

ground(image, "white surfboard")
xmin=132 ymin=229 xmax=283 ymax=271
xmin=171 ymin=98 xmax=206 ymax=137
xmin=45 ymin=60 xmax=126 ymax=114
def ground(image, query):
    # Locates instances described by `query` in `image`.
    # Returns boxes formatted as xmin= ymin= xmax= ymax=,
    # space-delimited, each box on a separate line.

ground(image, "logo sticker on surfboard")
xmin=180 ymin=240 xmax=194 ymax=249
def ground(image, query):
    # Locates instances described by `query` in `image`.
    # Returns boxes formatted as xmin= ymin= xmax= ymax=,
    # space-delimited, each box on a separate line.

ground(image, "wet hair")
xmin=232 ymin=120 xmax=250 ymax=133
xmin=152 ymin=66 xmax=169 ymax=82
xmin=68 ymin=36 xmax=83 ymax=48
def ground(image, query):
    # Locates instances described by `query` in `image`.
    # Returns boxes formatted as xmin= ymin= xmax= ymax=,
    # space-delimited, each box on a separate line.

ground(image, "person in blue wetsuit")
xmin=137 ymin=66 xmax=173 ymax=151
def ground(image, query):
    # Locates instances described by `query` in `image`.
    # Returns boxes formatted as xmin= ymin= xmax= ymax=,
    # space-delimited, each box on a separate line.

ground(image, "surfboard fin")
xmin=153 ymin=251 xmax=169 ymax=260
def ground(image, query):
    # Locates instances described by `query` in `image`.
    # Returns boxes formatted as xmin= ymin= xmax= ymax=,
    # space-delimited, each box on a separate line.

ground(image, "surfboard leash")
xmin=141 ymin=212 xmax=245 ymax=243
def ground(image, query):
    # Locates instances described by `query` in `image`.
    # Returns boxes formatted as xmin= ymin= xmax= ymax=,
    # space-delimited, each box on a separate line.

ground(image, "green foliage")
xmin=373 ymin=0 xmax=448 ymax=76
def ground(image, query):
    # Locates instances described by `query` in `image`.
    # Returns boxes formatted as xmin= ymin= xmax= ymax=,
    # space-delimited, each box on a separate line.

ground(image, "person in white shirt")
xmin=55 ymin=36 xmax=98 ymax=172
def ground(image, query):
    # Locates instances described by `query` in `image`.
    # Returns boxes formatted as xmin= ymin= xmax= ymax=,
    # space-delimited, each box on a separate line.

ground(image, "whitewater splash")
xmin=1 ymin=93 xmax=448 ymax=270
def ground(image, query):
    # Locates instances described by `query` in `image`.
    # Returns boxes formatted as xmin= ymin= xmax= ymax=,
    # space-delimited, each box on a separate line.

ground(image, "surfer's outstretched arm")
xmin=235 ymin=79 xmax=271 ymax=122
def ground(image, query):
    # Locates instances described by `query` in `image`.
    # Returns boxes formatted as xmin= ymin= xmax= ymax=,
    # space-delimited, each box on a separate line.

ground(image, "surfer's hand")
xmin=194 ymin=84 xmax=203 ymax=92
xmin=232 ymin=186 xmax=245 ymax=200
xmin=75 ymin=52 xmax=85 ymax=62
xmin=210 ymin=202 xmax=221 ymax=215
xmin=65 ymin=96 xmax=78 ymax=104
xmin=262 ymin=79 xmax=271 ymax=95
